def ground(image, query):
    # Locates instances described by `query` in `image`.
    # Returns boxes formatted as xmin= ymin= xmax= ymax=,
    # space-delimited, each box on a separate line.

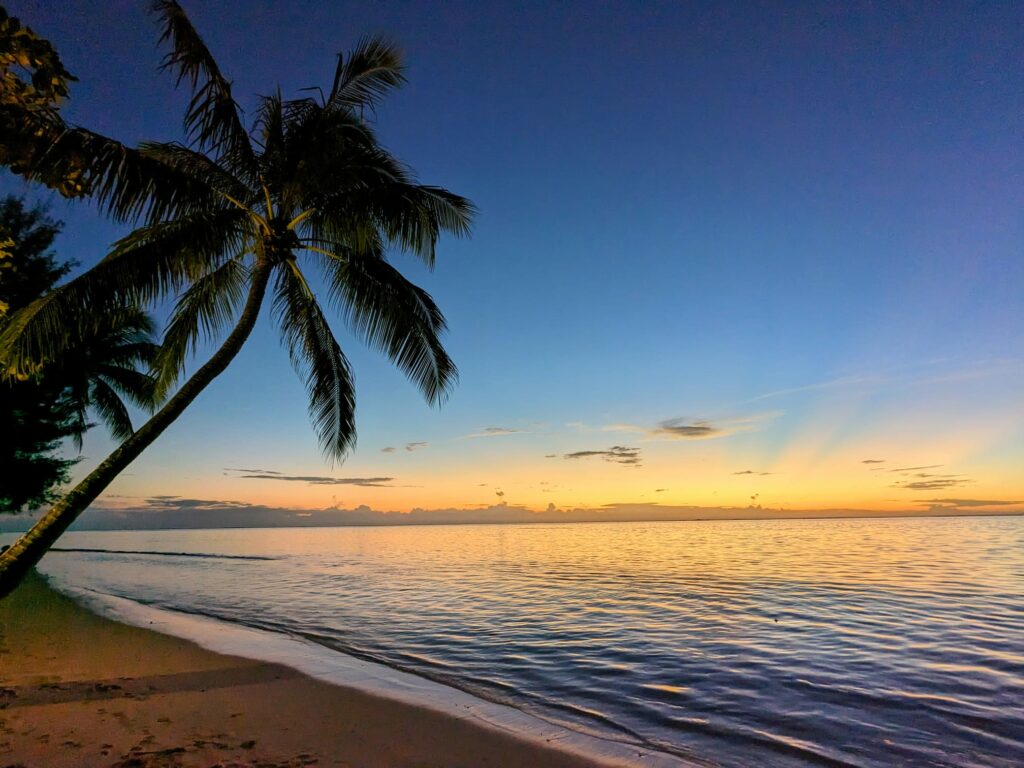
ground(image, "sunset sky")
xmin=3 ymin=1 xmax=1022 ymax=519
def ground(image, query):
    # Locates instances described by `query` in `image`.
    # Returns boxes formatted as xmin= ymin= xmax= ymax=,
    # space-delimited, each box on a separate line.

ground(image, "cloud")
xmin=464 ymin=427 xmax=525 ymax=438
xmin=740 ymin=361 xmax=1022 ymax=408
xmin=745 ymin=375 xmax=883 ymax=404
xmin=655 ymin=488 xmax=667 ymax=493
xmin=224 ymin=467 xmax=281 ymax=474
xmin=404 ymin=442 xmax=428 ymax=452
xmin=229 ymin=469 xmax=394 ymax=487
xmin=606 ymin=413 xmax=776 ymax=441
xmin=861 ymin=459 xmax=886 ymax=464
xmin=380 ymin=447 xmax=396 ymax=453
xmin=888 ymin=464 xmax=943 ymax=473
xmin=144 ymin=496 xmax=252 ymax=510
xmin=732 ymin=470 xmax=773 ymax=476
xmin=544 ymin=454 xmax=557 ymax=458
xmin=920 ymin=498 xmax=1021 ymax=508
xmin=564 ymin=446 xmax=642 ymax=465
xmin=893 ymin=478 xmax=970 ymax=491
xmin=653 ymin=419 xmax=721 ymax=439
xmin=495 ymin=490 xmax=505 ymax=498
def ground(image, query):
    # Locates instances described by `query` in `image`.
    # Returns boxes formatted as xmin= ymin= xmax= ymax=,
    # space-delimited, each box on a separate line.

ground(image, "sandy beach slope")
xmin=0 ymin=573 xmax=627 ymax=768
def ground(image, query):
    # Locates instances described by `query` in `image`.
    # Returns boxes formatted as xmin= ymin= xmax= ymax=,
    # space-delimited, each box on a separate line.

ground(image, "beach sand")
xmin=0 ymin=573 xmax=607 ymax=768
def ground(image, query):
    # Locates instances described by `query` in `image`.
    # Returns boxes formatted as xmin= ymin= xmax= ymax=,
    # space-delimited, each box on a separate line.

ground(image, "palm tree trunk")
xmin=0 ymin=260 xmax=273 ymax=599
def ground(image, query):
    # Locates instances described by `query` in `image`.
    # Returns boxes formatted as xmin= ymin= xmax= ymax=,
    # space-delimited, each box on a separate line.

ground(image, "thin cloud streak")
xmin=463 ymin=427 xmax=526 ymax=438
xmin=743 ymin=375 xmax=883 ymax=404
xmin=564 ymin=446 xmax=642 ymax=466
xmin=894 ymin=478 xmax=971 ymax=491
xmin=228 ymin=469 xmax=394 ymax=487
xmin=921 ymin=498 xmax=1020 ymax=508
xmin=742 ymin=360 xmax=1019 ymax=407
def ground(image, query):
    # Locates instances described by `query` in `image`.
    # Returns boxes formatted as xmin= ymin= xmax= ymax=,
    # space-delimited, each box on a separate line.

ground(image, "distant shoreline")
xmin=2 ymin=507 xmax=1021 ymax=534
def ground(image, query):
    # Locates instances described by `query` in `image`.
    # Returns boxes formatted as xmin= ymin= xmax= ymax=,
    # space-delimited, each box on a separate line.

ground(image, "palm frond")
xmin=293 ymin=118 xmax=404 ymax=202
xmin=369 ymin=183 xmax=474 ymax=267
xmin=0 ymin=210 xmax=247 ymax=378
xmin=44 ymin=305 xmax=159 ymax=440
xmin=329 ymin=36 xmax=405 ymax=111
xmin=104 ymin=208 xmax=250 ymax=300
xmin=5 ymin=121 xmax=218 ymax=223
xmin=66 ymin=399 xmax=92 ymax=453
xmin=272 ymin=262 xmax=356 ymax=461
xmin=88 ymin=377 xmax=135 ymax=442
xmin=150 ymin=0 xmax=257 ymax=180
xmin=139 ymin=141 xmax=252 ymax=203
xmin=151 ymin=258 xmax=249 ymax=399
xmin=293 ymin=133 xmax=474 ymax=267
xmin=308 ymin=243 xmax=457 ymax=405
xmin=253 ymin=91 xmax=286 ymax=205
xmin=93 ymin=365 xmax=158 ymax=411
xmin=274 ymin=102 xmax=380 ymax=224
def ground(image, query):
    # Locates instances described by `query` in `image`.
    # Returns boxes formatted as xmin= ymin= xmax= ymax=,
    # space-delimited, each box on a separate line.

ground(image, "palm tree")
xmin=0 ymin=306 xmax=158 ymax=513
xmin=59 ymin=307 xmax=159 ymax=449
xmin=0 ymin=0 xmax=473 ymax=597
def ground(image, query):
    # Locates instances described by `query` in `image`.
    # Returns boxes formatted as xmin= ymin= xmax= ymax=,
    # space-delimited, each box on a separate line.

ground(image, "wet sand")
xmin=0 ymin=573 xmax=613 ymax=768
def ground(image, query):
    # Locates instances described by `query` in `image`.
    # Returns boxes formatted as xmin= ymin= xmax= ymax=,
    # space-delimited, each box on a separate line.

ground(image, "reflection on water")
xmin=28 ymin=516 xmax=1024 ymax=767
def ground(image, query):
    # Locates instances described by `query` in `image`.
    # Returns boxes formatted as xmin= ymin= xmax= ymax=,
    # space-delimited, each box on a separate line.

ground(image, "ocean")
xmin=20 ymin=515 xmax=1024 ymax=767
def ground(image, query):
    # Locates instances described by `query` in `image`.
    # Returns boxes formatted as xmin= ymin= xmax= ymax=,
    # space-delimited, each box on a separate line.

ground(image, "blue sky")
xmin=4 ymin=0 xmax=1022 ymax=515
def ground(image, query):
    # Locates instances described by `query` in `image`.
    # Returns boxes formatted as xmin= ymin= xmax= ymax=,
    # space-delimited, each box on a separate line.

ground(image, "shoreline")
xmin=1 ymin=572 xmax=690 ymax=768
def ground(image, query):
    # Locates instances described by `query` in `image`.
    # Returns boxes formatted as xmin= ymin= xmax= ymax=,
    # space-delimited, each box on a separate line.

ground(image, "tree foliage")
xmin=0 ymin=198 xmax=77 ymax=512
xmin=0 ymin=197 xmax=158 ymax=513
xmin=0 ymin=6 xmax=74 ymax=109
xmin=0 ymin=5 xmax=86 ymax=197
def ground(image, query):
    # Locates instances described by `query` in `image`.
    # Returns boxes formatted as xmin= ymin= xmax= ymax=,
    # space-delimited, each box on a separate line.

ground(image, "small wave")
xmin=49 ymin=547 xmax=277 ymax=561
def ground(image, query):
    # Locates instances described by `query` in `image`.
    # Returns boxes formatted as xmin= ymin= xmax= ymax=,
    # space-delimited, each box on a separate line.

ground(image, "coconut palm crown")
xmin=0 ymin=0 xmax=473 ymax=596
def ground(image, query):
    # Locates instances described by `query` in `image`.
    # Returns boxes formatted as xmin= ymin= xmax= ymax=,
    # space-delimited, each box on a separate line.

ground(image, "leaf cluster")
xmin=0 ymin=6 xmax=75 ymax=111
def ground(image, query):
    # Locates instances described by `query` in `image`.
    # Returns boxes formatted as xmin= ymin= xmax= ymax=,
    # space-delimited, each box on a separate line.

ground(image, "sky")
xmin=3 ymin=0 xmax=1023 ymax=524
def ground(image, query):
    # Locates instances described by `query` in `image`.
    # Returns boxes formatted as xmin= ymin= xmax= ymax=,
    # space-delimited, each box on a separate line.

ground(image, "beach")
xmin=0 ymin=573 xmax=610 ymax=768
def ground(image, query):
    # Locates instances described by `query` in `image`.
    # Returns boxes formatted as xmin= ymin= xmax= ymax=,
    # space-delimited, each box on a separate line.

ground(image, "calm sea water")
xmin=23 ymin=516 xmax=1024 ymax=767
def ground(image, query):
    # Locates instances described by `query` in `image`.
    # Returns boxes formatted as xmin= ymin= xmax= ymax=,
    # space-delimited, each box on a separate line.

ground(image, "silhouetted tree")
xmin=0 ymin=197 xmax=160 ymax=514
xmin=0 ymin=198 xmax=76 ymax=512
